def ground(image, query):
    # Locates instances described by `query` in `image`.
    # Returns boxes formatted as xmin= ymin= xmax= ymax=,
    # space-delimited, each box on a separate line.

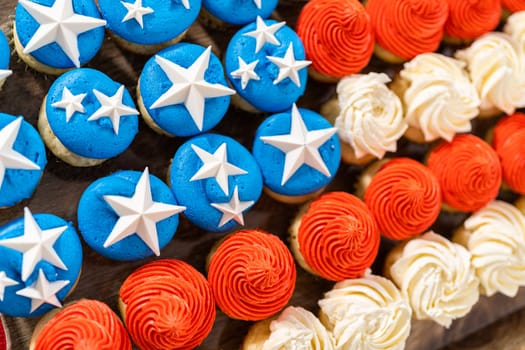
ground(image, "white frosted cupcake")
xmin=504 ymin=11 xmax=525 ymax=51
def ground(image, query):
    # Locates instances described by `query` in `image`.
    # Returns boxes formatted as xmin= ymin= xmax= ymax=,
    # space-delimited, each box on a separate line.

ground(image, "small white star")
xmin=267 ymin=43 xmax=311 ymax=87
xmin=121 ymin=0 xmax=154 ymax=29
xmin=0 ymin=118 xmax=41 ymax=191
xmin=0 ymin=69 xmax=12 ymax=82
xmin=103 ymin=168 xmax=186 ymax=256
xmin=88 ymin=85 xmax=139 ymax=135
xmin=16 ymin=269 xmax=69 ymax=313
xmin=150 ymin=46 xmax=235 ymax=131
xmin=243 ymin=16 xmax=286 ymax=53
xmin=210 ymin=186 xmax=254 ymax=227
xmin=0 ymin=271 xmax=17 ymax=302
xmin=190 ymin=143 xmax=248 ymax=196
xmin=252 ymin=0 xmax=262 ymax=9
xmin=230 ymin=57 xmax=260 ymax=90
xmin=260 ymin=104 xmax=337 ymax=186
xmin=174 ymin=0 xmax=190 ymax=10
xmin=19 ymin=0 xmax=106 ymax=67
xmin=51 ymin=87 xmax=86 ymax=122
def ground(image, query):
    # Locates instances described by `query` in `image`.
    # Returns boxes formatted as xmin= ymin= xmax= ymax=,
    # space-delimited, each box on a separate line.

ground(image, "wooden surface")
xmin=1 ymin=1 xmax=525 ymax=349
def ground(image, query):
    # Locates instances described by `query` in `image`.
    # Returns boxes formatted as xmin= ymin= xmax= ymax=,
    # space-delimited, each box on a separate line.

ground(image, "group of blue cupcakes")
xmin=0 ymin=0 xmax=342 ymax=317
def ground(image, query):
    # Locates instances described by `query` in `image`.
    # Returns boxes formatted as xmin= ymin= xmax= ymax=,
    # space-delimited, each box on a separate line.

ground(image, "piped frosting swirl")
xmin=505 ymin=11 xmax=525 ymax=52
xmin=444 ymin=0 xmax=500 ymax=40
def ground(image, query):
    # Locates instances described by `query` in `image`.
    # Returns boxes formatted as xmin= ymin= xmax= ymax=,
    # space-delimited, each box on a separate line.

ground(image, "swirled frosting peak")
xmin=389 ymin=232 xmax=479 ymax=327
xmin=119 ymin=259 xmax=215 ymax=350
xmin=505 ymin=11 xmax=525 ymax=54
xmin=208 ymin=229 xmax=296 ymax=321
xmin=502 ymin=0 xmax=525 ymax=12
xmin=444 ymin=0 xmax=500 ymax=40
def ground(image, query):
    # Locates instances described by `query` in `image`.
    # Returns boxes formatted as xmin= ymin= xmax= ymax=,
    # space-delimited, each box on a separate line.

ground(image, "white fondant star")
xmin=0 ymin=208 xmax=68 ymax=282
xmin=0 ymin=118 xmax=41 ymax=191
xmin=150 ymin=46 xmax=235 ymax=131
xmin=0 ymin=271 xmax=18 ymax=302
xmin=243 ymin=16 xmax=285 ymax=53
xmin=87 ymin=85 xmax=139 ymax=135
xmin=16 ymin=269 xmax=69 ymax=313
xmin=210 ymin=186 xmax=254 ymax=227
xmin=230 ymin=57 xmax=260 ymax=90
xmin=103 ymin=168 xmax=186 ymax=256
xmin=267 ymin=43 xmax=311 ymax=87
xmin=260 ymin=104 xmax=337 ymax=186
xmin=121 ymin=0 xmax=154 ymax=29
xmin=252 ymin=0 xmax=262 ymax=9
xmin=0 ymin=69 xmax=12 ymax=82
xmin=190 ymin=143 xmax=247 ymax=196
xmin=51 ymin=87 xmax=86 ymax=122
xmin=19 ymin=0 xmax=106 ymax=68
xmin=174 ymin=0 xmax=190 ymax=10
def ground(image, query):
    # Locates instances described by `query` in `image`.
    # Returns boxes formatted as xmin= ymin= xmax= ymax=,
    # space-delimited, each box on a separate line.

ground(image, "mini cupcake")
xmin=504 ymin=11 xmax=525 ymax=51
xmin=318 ymin=273 xmax=412 ymax=350
xmin=443 ymin=0 xmax=501 ymax=43
xmin=30 ymin=299 xmax=131 ymax=350
xmin=38 ymin=68 xmax=139 ymax=167
xmin=224 ymin=17 xmax=310 ymax=113
xmin=0 ymin=113 xmax=47 ymax=208
xmin=14 ymin=0 xmax=106 ymax=75
xmin=385 ymin=232 xmax=479 ymax=328
xmin=207 ymin=229 xmax=296 ymax=321
xmin=119 ymin=259 xmax=215 ymax=350
xmin=289 ymin=192 xmax=380 ymax=281
xmin=137 ymin=43 xmax=234 ymax=137
xmin=295 ymin=0 xmax=374 ymax=82
xmin=201 ymin=0 xmax=277 ymax=27
xmin=252 ymin=104 xmax=340 ymax=204
xmin=78 ymin=168 xmax=186 ymax=261
xmin=0 ymin=207 xmax=82 ymax=317
xmin=0 ymin=30 xmax=12 ymax=90
xmin=169 ymin=133 xmax=262 ymax=232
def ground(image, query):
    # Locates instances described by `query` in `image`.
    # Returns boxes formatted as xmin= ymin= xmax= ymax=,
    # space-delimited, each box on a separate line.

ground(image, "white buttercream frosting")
xmin=504 ymin=11 xmax=525 ymax=52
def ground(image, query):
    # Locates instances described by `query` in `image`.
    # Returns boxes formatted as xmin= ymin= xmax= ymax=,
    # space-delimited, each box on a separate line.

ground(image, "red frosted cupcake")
xmin=444 ymin=0 xmax=501 ymax=42
xmin=502 ymin=0 xmax=525 ymax=13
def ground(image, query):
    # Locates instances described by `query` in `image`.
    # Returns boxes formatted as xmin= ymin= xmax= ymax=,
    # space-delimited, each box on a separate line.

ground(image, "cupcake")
xmin=320 ymin=72 xmax=406 ymax=165
xmin=207 ymin=229 xmax=296 ymax=321
xmin=385 ymin=231 xmax=479 ymax=328
xmin=318 ymin=273 xmax=412 ymax=350
xmin=502 ymin=0 xmax=525 ymax=15
xmin=295 ymin=0 xmax=374 ymax=82
xmin=0 ymin=30 xmax=12 ymax=90
xmin=443 ymin=0 xmax=501 ymax=43
xmin=78 ymin=168 xmax=186 ymax=261
xmin=119 ymin=259 xmax=215 ymax=350
xmin=427 ymin=134 xmax=502 ymax=213
xmin=504 ymin=11 xmax=525 ymax=51
xmin=0 ymin=113 xmax=47 ymax=208
xmin=201 ymin=0 xmax=277 ymax=27
xmin=289 ymin=192 xmax=380 ymax=281
xmin=30 ymin=299 xmax=131 ymax=350
xmin=137 ymin=43 xmax=234 ymax=137
xmin=0 ymin=207 xmax=82 ymax=317
xmin=13 ymin=0 xmax=106 ymax=75
xmin=38 ymin=68 xmax=139 ymax=167
xmin=252 ymin=104 xmax=340 ymax=204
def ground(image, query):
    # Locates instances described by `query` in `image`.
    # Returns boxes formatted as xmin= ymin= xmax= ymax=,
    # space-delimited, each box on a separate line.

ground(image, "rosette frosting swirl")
xmin=444 ymin=0 xmax=500 ymax=40
xmin=296 ymin=0 xmax=374 ymax=78
xmin=318 ymin=273 xmax=412 ymax=350
xmin=208 ymin=230 xmax=296 ymax=321
xmin=33 ymin=300 xmax=131 ymax=350
xmin=427 ymin=134 xmax=502 ymax=212
xmin=365 ymin=158 xmax=441 ymax=240
xmin=389 ymin=232 xmax=480 ymax=327
xmin=502 ymin=0 xmax=525 ymax=12
xmin=119 ymin=259 xmax=215 ymax=350
xmin=505 ymin=11 xmax=525 ymax=52
xmin=492 ymin=112 xmax=525 ymax=150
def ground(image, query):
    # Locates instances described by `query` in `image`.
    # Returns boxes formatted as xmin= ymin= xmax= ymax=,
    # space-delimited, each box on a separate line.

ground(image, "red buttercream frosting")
xmin=120 ymin=259 xmax=215 ymax=350
xmin=366 ymin=0 xmax=449 ymax=60
xmin=296 ymin=0 xmax=374 ymax=78
xmin=502 ymin=0 xmax=525 ymax=12
xmin=492 ymin=112 xmax=525 ymax=151
xmin=444 ymin=0 xmax=501 ymax=40
xmin=207 ymin=229 xmax=296 ymax=321
xmin=365 ymin=158 xmax=442 ymax=240
xmin=33 ymin=300 xmax=131 ymax=350
xmin=298 ymin=192 xmax=380 ymax=281
xmin=427 ymin=134 xmax=502 ymax=212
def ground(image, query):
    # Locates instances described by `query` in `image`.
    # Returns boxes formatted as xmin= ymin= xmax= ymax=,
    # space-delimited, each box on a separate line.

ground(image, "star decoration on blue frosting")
xmin=174 ymin=0 xmax=190 ymax=10
xmin=16 ymin=269 xmax=69 ymax=313
xmin=230 ymin=57 xmax=260 ymax=90
xmin=51 ymin=87 xmax=86 ymax=122
xmin=243 ymin=16 xmax=285 ymax=53
xmin=210 ymin=186 xmax=254 ymax=227
xmin=0 ymin=69 xmax=12 ymax=82
xmin=252 ymin=0 xmax=262 ymax=9
xmin=0 ymin=271 xmax=17 ymax=302
xmin=267 ymin=43 xmax=311 ymax=87
xmin=121 ymin=0 xmax=154 ymax=29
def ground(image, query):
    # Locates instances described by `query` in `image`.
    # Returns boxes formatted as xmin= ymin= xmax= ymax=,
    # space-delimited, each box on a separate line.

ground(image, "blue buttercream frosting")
xmin=0 ymin=30 xmax=9 ymax=69
xmin=203 ymin=0 xmax=277 ymax=25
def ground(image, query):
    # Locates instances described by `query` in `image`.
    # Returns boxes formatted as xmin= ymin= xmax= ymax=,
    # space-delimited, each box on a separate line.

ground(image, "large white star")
xmin=103 ymin=168 xmax=186 ymax=256
xmin=150 ymin=46 xmax=235 ymax=131
xmin=260 ymin=104 xmax=337 ymax=186
xmin=51 ymin=87 xmax=86 ymax=122
xmin=210 ymin=186 xmax=254 ymax=227
xmin=230 ymin=57 xmax=260 ymax=90
xmin=190 ymin=143 xmax=247 ymax=196
xmin=121 ymin=0 xmax=154 ymax=29
xmin=267 ymin=43 xmax=311 ymax=87
xmin=243 ymin=16 xmax=285 ymax=53
xmin=0 ymin=118 xmax=41 ymax=191
xmin=19 ymin=0 xmax=106 ymax=68
xmin=0 ymin=271 xmax=17 ymax=302
xmin=16 ymin=269 xmax=69 ymax=313
xmin=0 ymin=208 xmax=68 ymax=282
xmin=87 ymin=85 xmax=139 ymax=135
xmin=0 ymin=69 xmax=12 ymax=82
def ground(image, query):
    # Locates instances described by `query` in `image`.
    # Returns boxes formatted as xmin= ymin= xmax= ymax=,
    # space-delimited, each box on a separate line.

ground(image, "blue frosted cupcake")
xmin=0 ymin=207 xmax=82 ymax=317
xmin=169 ymin=134 xmax=262 ymax=232
xmin=225 ymin=17 xmax=311 ymax=113
xmin=38 ymin=68 xmax=139 ymax=167
xmin=0 ymin=30 xmax=12 ymax=90
xmin=201 ymin=0 xmax=277 ymax=26
xmin=252 ymin=104 xmax=340 ymax=203
xmin=13 ymin=0 xmax=106 ymax=75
